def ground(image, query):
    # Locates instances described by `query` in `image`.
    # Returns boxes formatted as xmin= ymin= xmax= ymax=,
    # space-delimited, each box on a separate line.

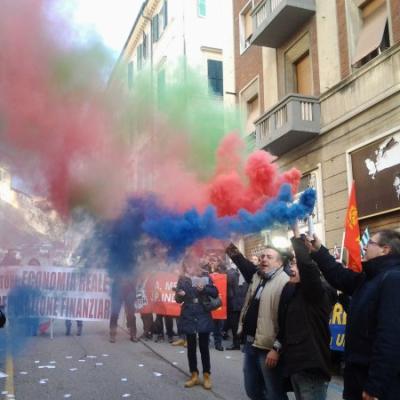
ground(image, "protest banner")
xmin=329 ymin=302 xmax=346 ymax=351
xmin=0 ymin=266 xmax=112 ymax=321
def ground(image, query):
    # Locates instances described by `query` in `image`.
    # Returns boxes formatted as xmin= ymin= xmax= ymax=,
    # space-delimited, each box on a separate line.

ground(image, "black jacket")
xmin=278 ymin=238 xmax=335 ymax=380
xmin=175 ymin=275 xmax=218 ymax=335
xmin=227 ymin=268 xmax=247 ymax=312
xmin=311 ymin=246 xmax=400 ymax=399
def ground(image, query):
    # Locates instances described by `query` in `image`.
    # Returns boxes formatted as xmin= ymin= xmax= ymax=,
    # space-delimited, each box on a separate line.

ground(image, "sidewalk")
xmin=134 ymin=331 xmax=344 ymax=400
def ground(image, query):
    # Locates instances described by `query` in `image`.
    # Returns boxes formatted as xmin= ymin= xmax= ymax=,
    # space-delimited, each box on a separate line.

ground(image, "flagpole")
xmin=339 ymin=232 xmax=345 ymax=264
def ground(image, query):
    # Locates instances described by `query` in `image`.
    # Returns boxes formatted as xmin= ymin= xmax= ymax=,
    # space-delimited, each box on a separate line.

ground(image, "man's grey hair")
xmin=377 ymin=230 xmax=400 ymax=256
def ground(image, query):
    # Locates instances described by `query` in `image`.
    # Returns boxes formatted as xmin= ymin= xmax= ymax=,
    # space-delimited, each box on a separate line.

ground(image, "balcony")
xmin=255 ymin=94 xmax=320 ymax=156
xmin=251 ymin=0 xmax=316 ymax=48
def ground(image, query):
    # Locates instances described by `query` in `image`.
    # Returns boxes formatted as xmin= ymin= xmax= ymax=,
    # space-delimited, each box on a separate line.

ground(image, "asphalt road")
xmin=0 ymin=320 xmax=343 ymax=400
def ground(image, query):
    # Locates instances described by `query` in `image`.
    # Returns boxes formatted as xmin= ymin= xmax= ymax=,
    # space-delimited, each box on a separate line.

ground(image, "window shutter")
xmin=163 ymin=1 xmax=168 ymax=29
xmin=152 ymin=14 xmax=159 ymax=42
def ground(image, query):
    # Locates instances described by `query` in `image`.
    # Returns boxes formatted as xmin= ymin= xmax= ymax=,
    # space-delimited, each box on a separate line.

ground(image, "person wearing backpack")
xmin=175 ymin=252 xmax=219 ymax=390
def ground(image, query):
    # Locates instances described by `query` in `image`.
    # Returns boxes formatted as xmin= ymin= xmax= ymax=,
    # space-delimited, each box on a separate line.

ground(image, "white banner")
xmin=0 ymin=266 xmax=112 ymax=321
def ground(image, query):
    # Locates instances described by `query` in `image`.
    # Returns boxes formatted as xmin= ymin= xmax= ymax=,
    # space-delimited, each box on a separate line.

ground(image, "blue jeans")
xmin=290 ymin=371 xmax=328 ymax=400
xmin=243 ymin=342 xmax=288 ymax=400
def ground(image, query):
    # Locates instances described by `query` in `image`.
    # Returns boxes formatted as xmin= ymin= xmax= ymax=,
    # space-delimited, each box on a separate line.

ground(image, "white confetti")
xmin=0 ymin=372 xmax=8 ymax=378
xmin=172 ymin=362 xmax=178 ymax=365
xmin=19 ymin=371 xmax=28 ymax=375
xmin=6 ymin=395 xmax=15 ymax=399
xmin=122 ymin=394 xmax=131 ymax=398
xmin=39 ymin=379 xmax=48 ymax=384
xmin=65 ymin=356 xmax=73 ymax=359
xmin=225 ymin=356 xmax=232 ymax=359
xmin=49 ymin=361 xmax=56 ymax=364
xmin=121 ymin=378 xmax=128 ymax=382
xmin=153 ymin=372 xmax=162 ymax=377
xmin=1 ymin=391 xmax=8 ymax=395
xmin=178 ymin=350 xmax=185 ymax=354
xmin=95 ymin=363 xmax=103 ymax=367
xmin=86 ymin=355 xmax=97 ymax=359
xmin=34 ymin=360 xmax=40 ymax=364
xmin=64 ymin=394 xmax=72 ymax=398
xmin=78 ymin=360 xmax=86 ymax=363
xmin=102 ymin=354 xmax=109 ymax=357
xmin=137 ymin=364 xmax=144 ymax=367
xmin=69 ymin=368 xmax=77 ymax=372
xmin=38 ymin=365 xmax=56 ymax=369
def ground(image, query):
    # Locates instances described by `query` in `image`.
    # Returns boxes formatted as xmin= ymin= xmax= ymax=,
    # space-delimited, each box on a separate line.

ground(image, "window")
xmin=283 ymin=34 xmax=312 ymax=95
xmin=240 ymin=1 xmax=253 ymax=53
xmin=246 ymin=95 xmax=259 ymax=135
xmin=142 ymin=32 xmax=148 ymax=60
xmin=162 ymin=0 xmax=168 ymax=29
xmin=207 ymin=60 xmax=223 ymax=96
xmin=152 ymin=14 xmax=159 ymax=43
xmin=294 ymin=51 xmax=312 ymax=95
xmin=352 ymin=0 xmax=389 ymax=66
xmin=128 ymin=62 xmax=133 ymax=89
xmin=198 ymin=0 xmax=206 ymax=17
xmin=137 ymin=44 xmax=143 ymax=70
xmin=239 ymin=78 xmax=260 ymax=136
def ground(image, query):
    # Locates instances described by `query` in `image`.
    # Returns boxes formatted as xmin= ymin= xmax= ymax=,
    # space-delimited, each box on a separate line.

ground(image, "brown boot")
xmin=109 ymin=327 xmax=117 ymax=343
xmin=184 ymin=372 xmax=200 ymax=388
xmin=203 ymin=372 xmax=212 ymax=390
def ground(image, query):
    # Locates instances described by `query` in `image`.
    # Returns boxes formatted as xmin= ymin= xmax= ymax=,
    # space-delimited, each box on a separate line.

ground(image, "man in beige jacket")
xmin=226 ymin=243 xmax=289 ymax=400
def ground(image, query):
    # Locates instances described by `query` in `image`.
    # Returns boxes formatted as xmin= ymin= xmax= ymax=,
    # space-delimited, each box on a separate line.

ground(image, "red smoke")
xmin=207 ymin=134 xmax=301 ymax=216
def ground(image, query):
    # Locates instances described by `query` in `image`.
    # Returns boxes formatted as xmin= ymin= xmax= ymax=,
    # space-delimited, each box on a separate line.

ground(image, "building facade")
xmin=233 ymin=0 xmax=400 ymax=255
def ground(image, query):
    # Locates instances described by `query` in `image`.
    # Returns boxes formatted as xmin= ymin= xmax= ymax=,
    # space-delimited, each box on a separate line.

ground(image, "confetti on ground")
xmin=172 ymin=362 xmax=178 ymax=366
xmin=49 ymin=361 xmax=56 ymax=364
xmin=95 ymin=363 xmax=103 ymax=367
xmin=1 ymin=391 xmax=8 ymax=395
xmin=225 ymin=356 xmax=232 ymax=359
xmin=87 ymin=355 xmax=97 ymax=359
xmin=69 ymin=368 xmax=78 ymax=372
xmin=121 ymin=378 xmax=128 ymax=382
xmin=64 ymin=394 xmax=72 ymax=398
xmin=39 ymin=379 xmax=48 ymax=384
xmin=65 ymin=356 xmax=73 ymax=359
xmin=19 ymin=371 xmax=28 ymax=375
xmin=122 ymin=394 xmax=131 ymax=398
xmin=102 ymin=354 xmax=109 ymax=357
xmin=34 ymin=361 xmax=40 ymax=364
xmin=153 ymin=372 xmax=162 ymax=377
xmin=179 ymin=350 xmax=185 ymax=354
xmin=38 ymin=365 xmax=56 ymax=369
xmin=0 ymin=372 xmax=8 ymax=378
xmin=78 ymin=360 xmax=86 ymax=363
xmin=138 ymin=364 xmax=144 ymax=367
xmin=6 ymin=395 xmax=14 ymax=399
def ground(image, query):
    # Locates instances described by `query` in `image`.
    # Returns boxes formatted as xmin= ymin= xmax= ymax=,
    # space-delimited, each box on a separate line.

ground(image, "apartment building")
xmin=234 ymin=0 xmax=400 ymax=255
xmin=109 ymin=0 xmax=236 ymax=191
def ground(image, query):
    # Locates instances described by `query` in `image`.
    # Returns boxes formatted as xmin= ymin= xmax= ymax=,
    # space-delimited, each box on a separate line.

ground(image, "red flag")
xmin=344 ymin=181 xmax=362 ymax=272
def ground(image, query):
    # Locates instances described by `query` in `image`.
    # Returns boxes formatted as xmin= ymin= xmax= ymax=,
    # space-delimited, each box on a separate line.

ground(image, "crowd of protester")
xmin=2 ymin=227 xmax=400 ymax=399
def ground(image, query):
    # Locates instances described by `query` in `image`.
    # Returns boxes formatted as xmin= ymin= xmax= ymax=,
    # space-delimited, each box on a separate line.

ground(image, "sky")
xmin=69 ymin=0 xmax=143 ymax=57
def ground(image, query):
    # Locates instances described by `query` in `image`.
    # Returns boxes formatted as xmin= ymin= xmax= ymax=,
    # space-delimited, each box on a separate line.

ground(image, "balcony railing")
xmin=255 ymin=94 xmax=320 ymax=156
xmin=252 ymin=0 xmax=316 ymax=48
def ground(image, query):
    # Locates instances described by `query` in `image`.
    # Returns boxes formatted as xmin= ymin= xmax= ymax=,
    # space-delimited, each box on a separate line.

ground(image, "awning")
xmin=352 ymin=5 xmax=387 ymax=65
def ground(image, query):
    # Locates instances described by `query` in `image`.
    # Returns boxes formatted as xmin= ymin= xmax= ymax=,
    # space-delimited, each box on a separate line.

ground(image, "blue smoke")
xmin=5 ymin=285 xmax=42 ymax=355
xmin=78 ymin=199 xmax=146 ymax=278
xmin=77 ymin=185 xmax=316 ymax=267
xmin=143 ymin=185 xmax=316 ymax=257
